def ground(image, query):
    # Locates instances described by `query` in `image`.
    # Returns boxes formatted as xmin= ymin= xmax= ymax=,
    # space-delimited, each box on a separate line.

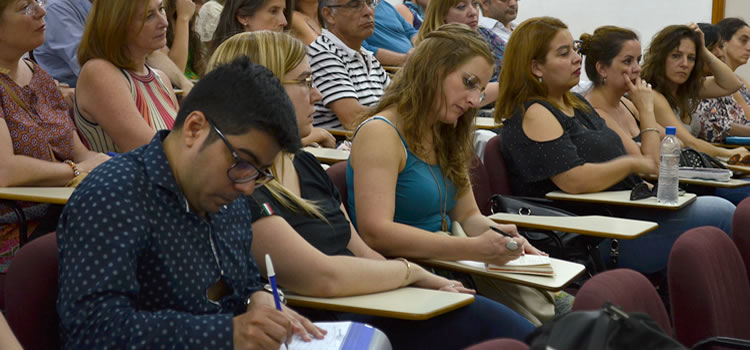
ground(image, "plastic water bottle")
xmin=657 ymin=126 xmax=680 ymax=204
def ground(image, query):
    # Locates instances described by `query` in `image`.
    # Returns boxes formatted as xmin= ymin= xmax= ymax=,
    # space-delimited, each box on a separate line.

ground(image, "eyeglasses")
xmin=462 ymin=73 xmax=487 ymax=104
xmin=326 ymin=0 xmax=378 ymax=11
xmin=21 ymin=0 xmax=46 ymax=16
xmin=207 ymin=119 xmax=274 ymax=186
xmin=281 ymin=76 xmax=314 ymax=89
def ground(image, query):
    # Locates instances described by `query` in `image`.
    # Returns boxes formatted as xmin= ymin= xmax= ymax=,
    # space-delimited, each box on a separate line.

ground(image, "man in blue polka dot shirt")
xmin=57 ymin=57 xmax=325 ymax=349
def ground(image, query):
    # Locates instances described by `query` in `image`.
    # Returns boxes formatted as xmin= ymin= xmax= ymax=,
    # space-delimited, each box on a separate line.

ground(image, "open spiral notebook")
xmin=458 ymin=255 xmax=555 ymax=277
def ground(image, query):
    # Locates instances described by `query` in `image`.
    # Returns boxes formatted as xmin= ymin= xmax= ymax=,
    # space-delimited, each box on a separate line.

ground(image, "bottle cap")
xmin=665 ymin=126 xmax=676 ymax=135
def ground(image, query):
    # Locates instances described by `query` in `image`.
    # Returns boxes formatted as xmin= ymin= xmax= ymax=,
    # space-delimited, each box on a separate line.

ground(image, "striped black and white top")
xmin=308 ymin=30 xmax=390 ymax=129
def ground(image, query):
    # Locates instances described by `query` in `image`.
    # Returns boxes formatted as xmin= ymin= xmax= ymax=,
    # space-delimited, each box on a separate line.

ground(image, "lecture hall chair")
xmin=4 ymin=232 xmax=60 ymax=350
xmin=572 ymin=268 xmax=672 ymax=334
xmin=469 ymin=154 xmax=493 ymax=215
xmin=482 ymin=134 xmax=513 ymax=197
xmin=732 ymin=198 xmax=750 ymax=282
xmin=464 ymin=338 xmax=529 ymax=350
xmin=326 ymin=161 xmax=350 ymax=217
xmin=668 ymin=226 xmax=750 ymax=349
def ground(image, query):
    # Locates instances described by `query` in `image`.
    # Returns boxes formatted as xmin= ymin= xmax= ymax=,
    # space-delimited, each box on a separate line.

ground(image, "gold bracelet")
xmin=396 ymin=258 xmax=411 ymax=287
xmin=640 ymin=127 xmax=659 ymax=136
xmin=63 ymin=160 xmax=81 ymax=177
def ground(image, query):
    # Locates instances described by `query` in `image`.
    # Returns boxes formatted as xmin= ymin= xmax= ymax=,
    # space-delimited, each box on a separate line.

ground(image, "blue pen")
xmin=105 ymin=152 xmax=119 ymax=157
xmin=265 ymin=254 xmax=283 ymax=311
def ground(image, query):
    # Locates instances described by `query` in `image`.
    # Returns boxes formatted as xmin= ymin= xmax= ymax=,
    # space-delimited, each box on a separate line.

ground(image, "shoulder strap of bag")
xmin=0 ymin=78 xmax=32 ymax=116
xmin=0 ymin=59 xmax=36 ymax=116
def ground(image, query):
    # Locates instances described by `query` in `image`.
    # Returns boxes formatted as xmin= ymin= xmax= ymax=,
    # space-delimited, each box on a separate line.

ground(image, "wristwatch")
xmin=245 ymin=284 xmax=286 ymax=305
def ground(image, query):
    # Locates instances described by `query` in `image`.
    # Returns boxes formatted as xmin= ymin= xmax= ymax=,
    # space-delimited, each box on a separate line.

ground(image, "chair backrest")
xmin=4 ymin=232 xmax=59 ymax=350
xmin=464 ymin=338 xmax=529 ymax=350
xmin=668 ymin=226 xmax=750 ymax=348
xmin=326 ymin=161 xmax=350 ymax=217
xmin=572 ymin=268 xmax=672 ymax=335
xmin=732 ymin=197 xmax=750 ymax=282
xmin=483 ymin=134 xmax=513 ymax=196
xmin=469 ymin=154 xmax=493 ymax=215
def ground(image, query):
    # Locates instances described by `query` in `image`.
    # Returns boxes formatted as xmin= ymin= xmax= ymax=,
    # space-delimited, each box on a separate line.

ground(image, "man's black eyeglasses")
xmin=208 ymin=119 xmax=274 ymax=186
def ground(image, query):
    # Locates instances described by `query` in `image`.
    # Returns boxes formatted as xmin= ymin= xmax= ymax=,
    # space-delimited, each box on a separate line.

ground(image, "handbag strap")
xmin=1 ymin=61 xmax=57 ymax=162
xmin=0 ymin=59 xmax=36 ymax=116
xmin=0 ymin=78 xmax=32 ymax=116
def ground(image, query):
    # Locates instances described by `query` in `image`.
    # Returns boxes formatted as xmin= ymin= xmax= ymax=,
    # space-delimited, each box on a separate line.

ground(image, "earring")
xmin=537 ymin=76 xmax=543 ymax=83
xmin=602 ymin=77 xmax=607 ymax=85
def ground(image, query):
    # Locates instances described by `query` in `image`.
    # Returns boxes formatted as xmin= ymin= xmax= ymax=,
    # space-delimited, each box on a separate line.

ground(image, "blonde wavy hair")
xmin=207 ymin=31 xmax=326 ymax=221
xmin=360 ymin=23 xmax=493 ymax=195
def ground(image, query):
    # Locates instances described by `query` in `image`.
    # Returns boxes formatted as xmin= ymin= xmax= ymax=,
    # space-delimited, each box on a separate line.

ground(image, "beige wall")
xmin=725 ymin=0 xmax=750 ymax=81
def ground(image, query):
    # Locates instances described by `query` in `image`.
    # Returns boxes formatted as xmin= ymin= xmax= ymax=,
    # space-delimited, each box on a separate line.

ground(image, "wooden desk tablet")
xmin=417 ymin=259 xmax=585 ymax=291
xmin=323 ymin=127 xmax=353 ymax=137
xmin=285 ymin=287 xmax=474 ymax=320
xmin=713 ymin=143 xmax=750 ymax=149
xmin=546 ymin=190 xmax=696 ymax=210
xmin=303 ymin=147 xmax=349 ymax=164
xmin=725 ymin=163 xmax=750 ymax=174
xmin=382 ymin=65 xmax=401 ymax=74
xmin=679 ymin=177 xmax=750 ymax=188
xmin=475 ymin=117 xmax=501 ymax=130
xmin=0 ymin=187 xmax=74 ymax=205
xmin=488 ymin=213 xmax=658 ymax=239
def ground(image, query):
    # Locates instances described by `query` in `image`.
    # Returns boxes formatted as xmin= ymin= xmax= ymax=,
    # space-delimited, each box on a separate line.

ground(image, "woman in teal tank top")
xmin=346 ymin=24 xmax=555 ymax=325
xmin=348 ymin=24 xmax=543 ymax=266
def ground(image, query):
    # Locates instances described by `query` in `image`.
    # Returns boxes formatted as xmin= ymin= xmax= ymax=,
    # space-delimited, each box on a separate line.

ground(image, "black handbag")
xmin=527 ymin=302 xmax=687 ymax=350
xmin=489 ymin=194 xmax=604 ymax=270
xmin=680 ymin=147 xmax=727 ymax=169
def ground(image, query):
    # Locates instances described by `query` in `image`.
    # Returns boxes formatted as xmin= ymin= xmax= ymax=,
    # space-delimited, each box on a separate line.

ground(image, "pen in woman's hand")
xmin=489 ymin=226 xmax=520 ymax=252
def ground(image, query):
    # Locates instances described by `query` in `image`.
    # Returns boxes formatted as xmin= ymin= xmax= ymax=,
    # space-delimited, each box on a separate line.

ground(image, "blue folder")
xmin=725 ymin=136 xmax=750 ymax=145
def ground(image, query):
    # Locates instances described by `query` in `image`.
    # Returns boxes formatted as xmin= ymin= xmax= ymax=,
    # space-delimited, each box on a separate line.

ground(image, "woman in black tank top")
xmin=495 ymin=17 xmax=656 ymax=197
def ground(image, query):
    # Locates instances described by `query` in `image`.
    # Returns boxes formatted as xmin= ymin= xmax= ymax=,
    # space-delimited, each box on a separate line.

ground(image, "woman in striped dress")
xmin=74 ymin=0 xmax=179 ymax=153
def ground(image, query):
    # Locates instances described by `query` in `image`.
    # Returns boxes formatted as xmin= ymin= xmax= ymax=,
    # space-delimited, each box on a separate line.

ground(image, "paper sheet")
xmin=286 ymin=322 xmax=352 ymax=350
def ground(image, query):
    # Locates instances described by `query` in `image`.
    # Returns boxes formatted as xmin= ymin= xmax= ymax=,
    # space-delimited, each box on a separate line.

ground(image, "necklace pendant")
xmin=441 ymin=216 xmax=448 ymax=232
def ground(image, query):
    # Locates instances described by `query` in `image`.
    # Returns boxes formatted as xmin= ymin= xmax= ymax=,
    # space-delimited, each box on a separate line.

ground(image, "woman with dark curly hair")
xmin=641 ymin=23 xmax=747 ymax=158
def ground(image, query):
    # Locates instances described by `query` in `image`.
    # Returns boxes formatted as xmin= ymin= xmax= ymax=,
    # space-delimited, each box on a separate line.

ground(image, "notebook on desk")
xmin=458 ymin=255 xmax=555 ymax=277
xmin=287 ymin=322 xmax=391 ymax=350
xmin=679 ymin=167 xmax=732 ymax=182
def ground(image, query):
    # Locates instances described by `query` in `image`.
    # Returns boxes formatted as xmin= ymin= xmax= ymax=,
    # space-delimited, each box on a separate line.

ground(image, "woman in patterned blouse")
xmin=0 ymin=0 xmax=109 ymax=272
xmin=718 ymin=18 xmax=750 ymax=118
xmin=692 ymin=22 xmax=750 ymax=143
